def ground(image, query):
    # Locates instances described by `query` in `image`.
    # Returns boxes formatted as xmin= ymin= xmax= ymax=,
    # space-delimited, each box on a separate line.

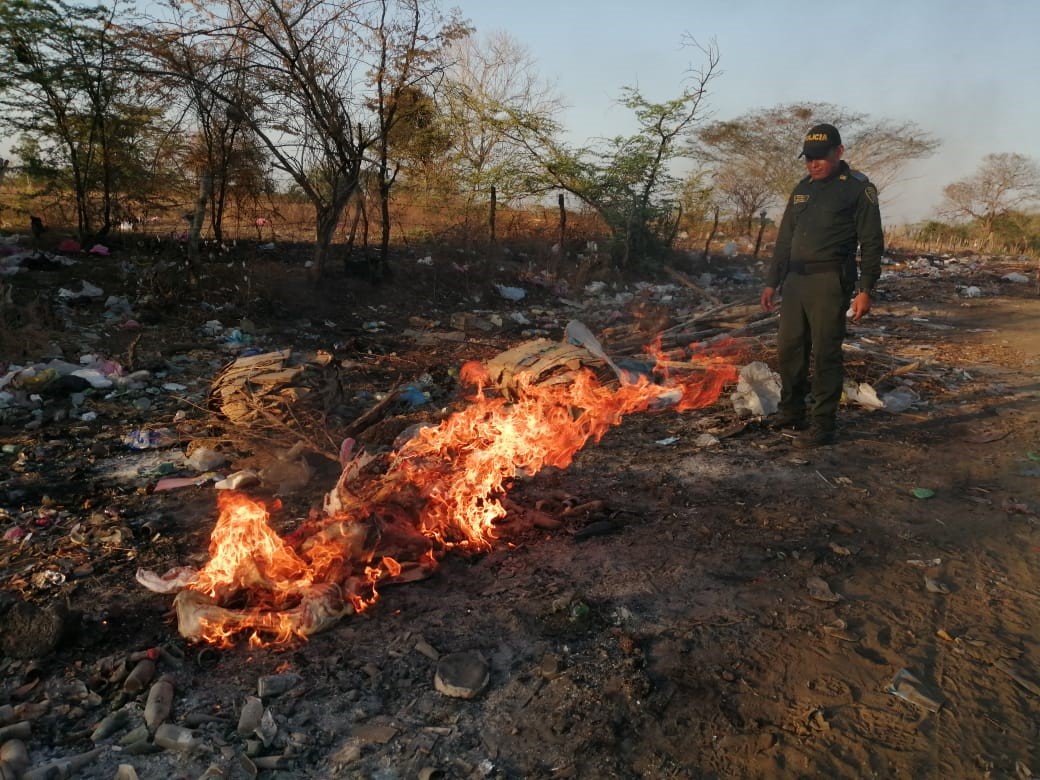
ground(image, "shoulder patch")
xmin=864 ymin=184 xmax=878 ymax=204
xmin=850 ymin=170 xmax=868 ymax=182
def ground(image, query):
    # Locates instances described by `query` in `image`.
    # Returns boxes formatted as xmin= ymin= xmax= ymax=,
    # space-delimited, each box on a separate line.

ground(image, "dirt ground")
xmin=1 ymin=239 xmax=1039 ymax=780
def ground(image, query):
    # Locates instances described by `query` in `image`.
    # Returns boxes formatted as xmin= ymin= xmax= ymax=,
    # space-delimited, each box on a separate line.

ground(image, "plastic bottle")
xmin=122 ymin=658 xmax=156 ymax=694
xmin=144 ymin=675 xmax=175 ymax=732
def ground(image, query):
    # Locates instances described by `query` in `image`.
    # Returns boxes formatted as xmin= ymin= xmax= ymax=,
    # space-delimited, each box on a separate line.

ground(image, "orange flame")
xmin=184 ymin=339 xmax=740 ymax=645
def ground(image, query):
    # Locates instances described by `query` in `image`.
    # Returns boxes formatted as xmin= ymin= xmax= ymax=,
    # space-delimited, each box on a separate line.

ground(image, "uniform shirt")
xmin=766 ymin=160 xmax=884 ymax=293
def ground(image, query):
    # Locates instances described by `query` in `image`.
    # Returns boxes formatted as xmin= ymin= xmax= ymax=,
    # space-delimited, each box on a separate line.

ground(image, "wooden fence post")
xmin=557 ymin=193 xmax=566 ymax=251
xmin=489 ymin=186 xmax=496 ymax=244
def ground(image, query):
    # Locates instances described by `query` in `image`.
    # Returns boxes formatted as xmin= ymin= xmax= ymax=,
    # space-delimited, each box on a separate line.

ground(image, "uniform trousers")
xmin=776 ymin=271 xmax=851 ymax=429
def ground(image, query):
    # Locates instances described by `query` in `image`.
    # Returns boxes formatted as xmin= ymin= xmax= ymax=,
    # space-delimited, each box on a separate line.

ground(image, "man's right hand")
xmin=760 ymin=287 xmax=776 ymax=312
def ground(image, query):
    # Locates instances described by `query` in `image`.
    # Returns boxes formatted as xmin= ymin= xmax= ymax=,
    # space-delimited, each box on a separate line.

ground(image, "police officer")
xmin=759 ymin=123 xmax=884 ymax=448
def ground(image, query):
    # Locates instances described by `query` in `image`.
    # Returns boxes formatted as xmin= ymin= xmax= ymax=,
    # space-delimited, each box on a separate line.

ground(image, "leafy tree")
xmin=510 ymin=37 xmax=720 ymax=266
xmin=691 ymin=102 xmax=940 ymax=210
xmin=939 ymin=152 xmax=1040 ymax=233
xmin=0 ymin=0 xmax=159 ymax=240
xmin=130 ymin=6 xmax=271 ymax=274
xmin=142 ymin=0 xmax=378 ymax=279
xmin=140 ymin=0 xmax=468 ymax=280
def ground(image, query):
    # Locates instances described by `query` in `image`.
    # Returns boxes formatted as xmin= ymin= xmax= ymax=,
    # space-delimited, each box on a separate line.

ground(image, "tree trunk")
xmin=187 ymin=171 xmax=211 ymax=286
xmin=377 ymin=181 xmax=392 ymax=279
xmin=312 ymin=205 xmax=341 ymax=281
xmin=752 ymin=213 xmax=767 ymax=259
xmin=312 ymin=182 xmax=356 ymax=281
xmin=212 ymin=172 xmax=228 ymax=244
xmin=344 ymin=199 xmax=363 ymax=259
xmin=621 ymin=200 xmax=637 ymax=268
xmin=666 ymin=203 xmax=683 ymax=248
xmin=703 ymin=206 xmax=720 ymax=264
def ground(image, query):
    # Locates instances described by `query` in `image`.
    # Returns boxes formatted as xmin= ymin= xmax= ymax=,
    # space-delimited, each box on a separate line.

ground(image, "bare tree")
xmin=939 ymin=152 xmax=1040 ymax=233
xmin=366 ymin=0 xmax=469 ymax=277
xmin=141 ymin=0 xmax=377 ymax=279
xmin=711 ymin=164 xmax=775 ymax=234
xmin=691 ymin=102 xmax=940 ymax=204
xmin=438 ymin=30 xmax=562 ymax=204
xmin=131 ymin=6 xmax=265 ymax=277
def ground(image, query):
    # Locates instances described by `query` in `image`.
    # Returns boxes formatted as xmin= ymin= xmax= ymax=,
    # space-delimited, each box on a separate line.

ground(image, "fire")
xmin=176 ymin=335 xmax=740 ymax=646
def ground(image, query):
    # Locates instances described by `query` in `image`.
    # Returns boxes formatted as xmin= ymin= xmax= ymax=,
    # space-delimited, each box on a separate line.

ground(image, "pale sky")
xmin=457 ymin=0 xmax=1040 ymax=226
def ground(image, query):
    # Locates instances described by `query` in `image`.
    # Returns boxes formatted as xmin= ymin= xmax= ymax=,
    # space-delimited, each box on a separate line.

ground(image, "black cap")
xmin=799 ymin=123 xmax=842 ymax=159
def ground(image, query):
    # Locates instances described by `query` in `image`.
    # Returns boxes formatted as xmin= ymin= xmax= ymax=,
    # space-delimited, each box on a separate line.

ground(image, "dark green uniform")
xmin=765 ymin=161 xmax=884 ymax=428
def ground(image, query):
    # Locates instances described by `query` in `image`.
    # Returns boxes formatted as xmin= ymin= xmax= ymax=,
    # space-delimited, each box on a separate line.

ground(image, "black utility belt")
xmin=789 ymin=260 xmax=844 ymax=275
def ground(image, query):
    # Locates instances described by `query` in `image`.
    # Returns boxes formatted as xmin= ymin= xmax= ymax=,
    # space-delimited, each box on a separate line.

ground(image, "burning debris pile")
xmin=139 ymin=322 xmax=740 ymax=646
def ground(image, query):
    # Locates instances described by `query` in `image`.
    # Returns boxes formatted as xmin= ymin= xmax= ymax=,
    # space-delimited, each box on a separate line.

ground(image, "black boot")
xmin=768 ymin=410 xmax=808 ymax=430
xmin=793 ymin=421 xmax=836 ymax=448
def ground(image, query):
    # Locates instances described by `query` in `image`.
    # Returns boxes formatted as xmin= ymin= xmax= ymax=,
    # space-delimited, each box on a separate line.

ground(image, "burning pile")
xmin=140 ymin=324 xmax=741 ymax=646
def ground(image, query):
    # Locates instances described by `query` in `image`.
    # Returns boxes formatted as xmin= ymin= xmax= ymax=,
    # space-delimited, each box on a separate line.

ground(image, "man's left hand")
xmin=849 ymin=291 xmax=871 ymax=321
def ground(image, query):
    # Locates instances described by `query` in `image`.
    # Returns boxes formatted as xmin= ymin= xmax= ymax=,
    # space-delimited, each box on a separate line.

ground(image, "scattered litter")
xmin=911 ymin=487 xmax=935 ymax=500
xmin=153 ymin=473 xmax=221 ymax=492
xmin=844 ymin=380 xmax=884 ymax=410
xmin=494 ymin=283 xmax=526 ymax=301
xmin=57 ymin=280 xmax=104 ymax=302
xmin=564 ymin=320 xmax=630 ymax=385
xmin=886 ymin=668 xmax=943 ymax=712
xmin=186 ymin=447 xmax=227 ymax=471
xmin=731 ymin=362 xmax=781 ymax=417
xmin=963 ymin=428 xmax=1009 ymax=444
xmin=881 ymin=387 xmax=918 ymax=413
xmin=694 ymin=433 xmax=720 ymax=448
xmin=399 ymin=383 xmax=430 ymax=407
xmin=821 ymin=618 xmax=858 ymax=642
xmin=124 ymin=428 xmax=177 ymax=450
xmin=806 ymin=576 xmax=842 ymax=603
xmin=654 ymin=436 xmax=680 ymax=446
xmin=434 ymin=651 xmax=490 ymax=699
xmin=906 ymin=558 xmax=942 ymax=567
xmin=214 ymin=469 xmax=261 ymax=490
xmin=1002 ymin=272 xmax=1030 ymax=283
xmin=924 ymin=576 xmax=950 ymax=594
xmin=136 ymin=566 xmax=198 ymax=593
xmin=1001 ymin=497 xmax=1034 ymax=515
xmin=259 ymin=446 xmax=313 ymax=493
xmin=960 ymin=285 xmax=982 ymax=298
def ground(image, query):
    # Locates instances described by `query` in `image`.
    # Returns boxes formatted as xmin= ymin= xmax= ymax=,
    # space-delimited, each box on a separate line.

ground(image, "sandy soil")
xmin=1 ymin=243 xmax=1039 ymax=780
